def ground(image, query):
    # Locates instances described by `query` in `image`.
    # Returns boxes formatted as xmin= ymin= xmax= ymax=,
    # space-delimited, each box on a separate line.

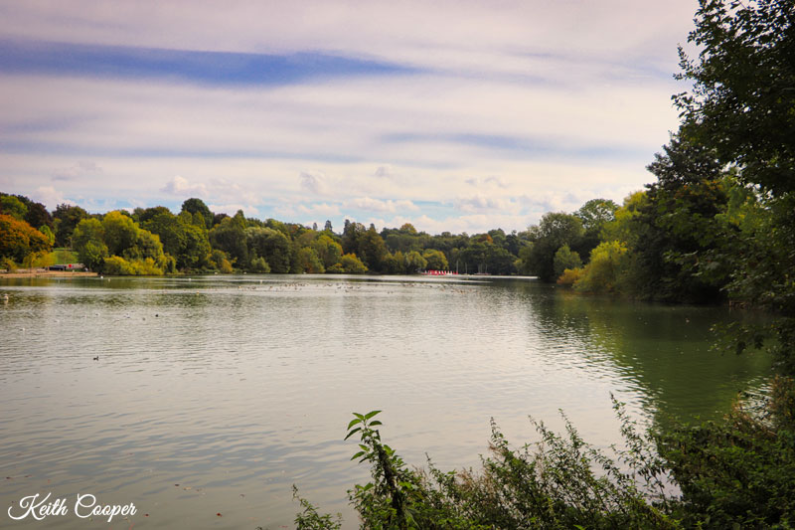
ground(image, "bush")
xmin=660 ymin=376 xmax=795 ymax=528
xmin=102 ymin=256 xmax=164 ymax=276
xmin=302 ymin=406 xmax=679 ymax=529
xmin=1 ymin=256 xmax=17 ymax=272
xmin=574 ymin=241 xmax=628 ymax=293
xmin=553 ymin=244 xmax=582 ymax=278
xmin=557 ymin=267 xmax=583 ymax=286
xmin=291 ymin=486 xmax=342 ymax=530
xmin=334 ymin=253 xmax=367 ymax=274
xmin=250 ymin=256 xmax=271 ymax=273
xmin=299 ymin=380 xmax=795 ymax=529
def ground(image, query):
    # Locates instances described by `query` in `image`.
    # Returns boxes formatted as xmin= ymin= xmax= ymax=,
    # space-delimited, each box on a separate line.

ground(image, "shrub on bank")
xmin=297 ymin=379 xmax=795 ymax=529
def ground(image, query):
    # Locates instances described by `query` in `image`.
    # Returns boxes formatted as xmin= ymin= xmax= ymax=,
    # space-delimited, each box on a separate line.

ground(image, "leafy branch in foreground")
xmin=305 ymin=406 xmax=682 ymax=529
xmin=296 ymin=380 xmax=795 ymax=529
xmin=291 ymin=485 xmax=342 ymax=530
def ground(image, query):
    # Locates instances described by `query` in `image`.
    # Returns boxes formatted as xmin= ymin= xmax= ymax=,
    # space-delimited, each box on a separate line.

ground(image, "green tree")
xmin=136 ymin=206 xmax=172 ymax=225
xmin=341 ymin=220 xmax=366 ymax=255
xmin=181 ymin=198 xmax=213 ymax=229
xmin=601 ymin=191 xmax=646 ymax=244
xmin=1 ymin=194 xmax=53 ymax=230
xmin=0 ymin=195 xmax=28 ymax=220
xmin=575 ymin=241 xmax=628 ymax=293
xmin=553 ymin=244 xmax=582 ymax=278
xmin=102 ymin=211 xmax=139 ymax=256
xmin=422 ymin=249 xmax=448 ymax=271
xmin=209 ymin=215 xmax=248 ymax=268
xmin=674 ymin=0 xmax=795 ymax=366
xmin=39 ymin=225 xmax=56 ymax=246
xmin=71 ymin=218 xmax=108 ymax=272
xmin=677 ymin=0 xmax=795 ymax=197
xmin=311 ymin=234 xmax=343 ymax=269
xmin=294 ymin=247 xmax=325 ymax=274
xmin=142 ymin=211 xmax=185 ymax=258
xmin=52 ymin=204 xmax=89 ymax=247
xmin=329 ymin=253 xmax=367 ymax=274
xmin=143 ymin=211 xmax=211 ymax=271
xmin=576 ymin=198 xmax=618 ymax=258
xmin=624 ymin=136 xmax=729 ymax=303
xmin=381 ymin=251 xmax=407 ymax=274
xmin=250 ymin=256 xmax=271 ymax=273
xmin=522 ymin=212 xmax=584 ymax=282
xmin=180 ymin=223 xmax=212 ymax=270
xmin=246 ymin=226 xmax=291 ymax=273
xmin=357 ymin=226 xmax=388 ymax=272
xmin=485 ymin=245 xmax=516 ymax=275
xmin=404 ymin=250 xmax=427 ymax=273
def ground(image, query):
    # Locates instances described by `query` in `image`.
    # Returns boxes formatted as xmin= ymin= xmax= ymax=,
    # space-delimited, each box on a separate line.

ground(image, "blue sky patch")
xmin=0 ymin=39 xmax=419 ymax=85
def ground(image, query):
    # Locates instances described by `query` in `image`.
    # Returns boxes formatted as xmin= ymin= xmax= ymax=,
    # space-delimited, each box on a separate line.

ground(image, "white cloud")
xmin=373 ymin=165 xmax=398 ymax=179
xmin=0 ymin=1 xmax=695 ymax=79
xmin=347 ymin=197 xmax=419 ymax=213
xmin=297 ymin=202 xmax=341 ymax=217
xmin=32 ymin=186 xmax=74 ymax=209
xmin=299 ymin=171 xmax=330 ymax=195
xmin=456 ymin=194 xmax=521 ymax=214
xmin=161 ymin=175 xmax=208 ymax=197
xmin=367 ymin=213 xmax=534 ymax=235
xmin=51 ymin=160 xmax=103 ymax=182
xmin=465 ymin=176 xmax=508 ymax=188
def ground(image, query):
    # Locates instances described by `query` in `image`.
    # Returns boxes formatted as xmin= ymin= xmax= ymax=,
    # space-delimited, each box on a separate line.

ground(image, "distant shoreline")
xmin=0 ymin=269 xmax=98 ymax=279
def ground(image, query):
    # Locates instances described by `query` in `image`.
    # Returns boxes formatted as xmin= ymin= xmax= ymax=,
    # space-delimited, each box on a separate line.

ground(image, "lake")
xmin=0 ymin=275 xmax=773 ymax=528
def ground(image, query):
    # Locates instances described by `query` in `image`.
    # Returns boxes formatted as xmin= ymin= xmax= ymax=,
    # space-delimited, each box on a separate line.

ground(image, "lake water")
xmin=0 ymin=275 xmax=773 ymax=528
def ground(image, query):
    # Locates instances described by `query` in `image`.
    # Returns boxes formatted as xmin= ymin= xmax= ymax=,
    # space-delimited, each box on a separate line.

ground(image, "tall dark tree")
xmin=675 ymin=0 xmax=795 ymax=366
xmin=677 ymin=0 xmax=795 ymax=196
xmin=627 ymin=136 xmax=729 ymax=303
xmin=52 ymin=204 xmax=89 ymax=247
xmin=181 ymin=198 xmax=213 ymax=230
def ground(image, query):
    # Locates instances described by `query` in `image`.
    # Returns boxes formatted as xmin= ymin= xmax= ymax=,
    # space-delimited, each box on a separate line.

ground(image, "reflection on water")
xmin=0 ymin=275 xmax=773 ymax=528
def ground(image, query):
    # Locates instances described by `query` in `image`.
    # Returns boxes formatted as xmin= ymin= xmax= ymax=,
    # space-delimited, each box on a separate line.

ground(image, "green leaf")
xmin=347 ymin=418 xmax=362 ymax=430
xmin=369 ymin=420 xmax=383 ymax=427
xmin=350 ymin=451 xmax=365 ymax=461
xmin=344 ymin=427 xmax=361 ymax=440
xmin=364 ymin=410 xmax=382 ymax=420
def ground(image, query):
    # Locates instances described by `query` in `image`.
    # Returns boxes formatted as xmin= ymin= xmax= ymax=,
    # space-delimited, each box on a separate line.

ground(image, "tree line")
xmin=1 ymin=190 xmax=625 ymax=279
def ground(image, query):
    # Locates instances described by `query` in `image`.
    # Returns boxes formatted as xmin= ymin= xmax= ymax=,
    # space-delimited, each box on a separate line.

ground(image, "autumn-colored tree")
xmin=0 ymin=214 xmax=52 ymax=263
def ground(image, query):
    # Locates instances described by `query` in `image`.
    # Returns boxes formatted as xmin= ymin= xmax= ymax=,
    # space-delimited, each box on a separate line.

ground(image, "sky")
xmin=0 ymin=0 xmax=699 ymax=234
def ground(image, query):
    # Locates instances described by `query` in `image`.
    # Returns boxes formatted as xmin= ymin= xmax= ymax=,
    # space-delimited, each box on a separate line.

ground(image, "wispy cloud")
xmin=299 ymin=171 xmax=331 ymax=195
xmin=456 ymin=194 xmax=521 ymax=214
xmin=0 ymin=0 xmax=696 ymax=233
xmin=52 ymin=160 xmax=103 ymax=181
xmin=32 ymin=186 xmax=73 ymax=209
xmin=347 ymin=197 xmax=418 ymax=213
xmin=161 ymin=176 xmax=208 ymax=198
